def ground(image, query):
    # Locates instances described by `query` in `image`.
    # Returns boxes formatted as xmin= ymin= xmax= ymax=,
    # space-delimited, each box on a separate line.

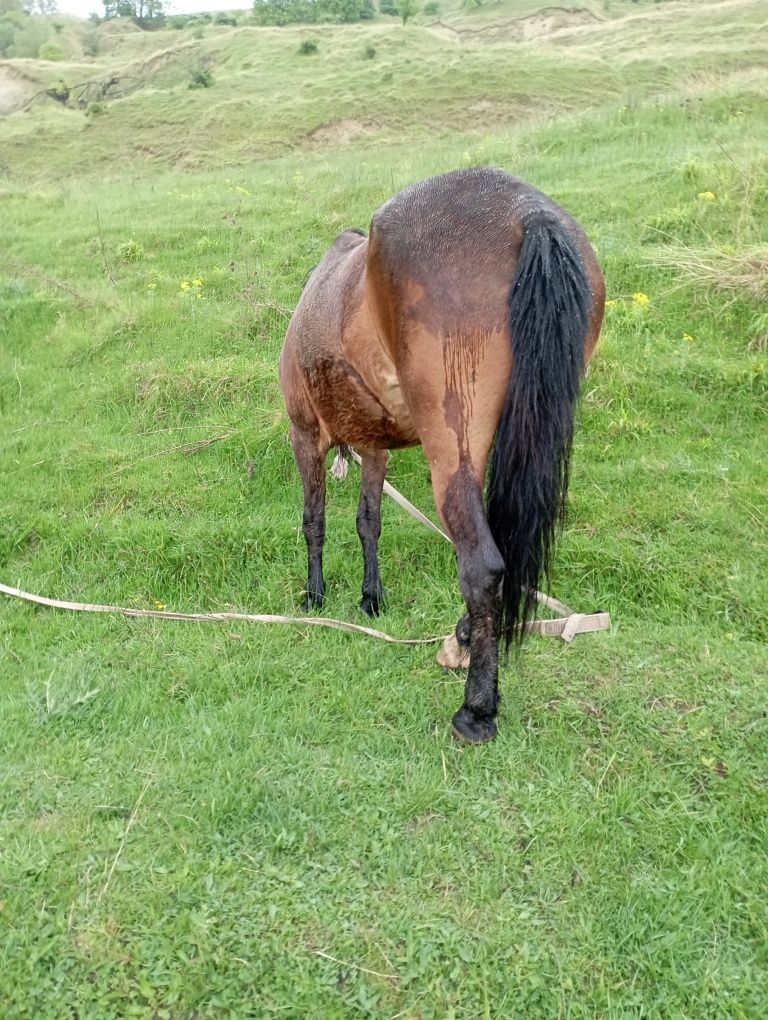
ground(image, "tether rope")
xmin=0 ymin=448 xmax=610 ymax=645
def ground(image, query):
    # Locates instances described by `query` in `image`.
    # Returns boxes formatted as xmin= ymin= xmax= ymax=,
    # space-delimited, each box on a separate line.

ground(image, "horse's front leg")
xmin=356 ymin=447 xmax=388 ymax=617
xmin=289 ymin=423 xmax=329 ymax=611
xmin=440 ymin=466 xmax=505 ymax=744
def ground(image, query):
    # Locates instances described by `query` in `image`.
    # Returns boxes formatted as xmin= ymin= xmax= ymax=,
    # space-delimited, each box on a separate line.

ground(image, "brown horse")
xmin=280 ymin=167 xmax=604 ymax=744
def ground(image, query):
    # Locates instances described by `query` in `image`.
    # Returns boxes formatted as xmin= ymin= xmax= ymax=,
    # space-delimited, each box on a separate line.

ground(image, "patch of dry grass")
xmin=654 ymin=244 xmax=768 ymax=301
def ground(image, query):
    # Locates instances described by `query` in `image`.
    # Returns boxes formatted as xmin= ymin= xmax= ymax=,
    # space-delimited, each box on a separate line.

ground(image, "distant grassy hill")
xmin=1 ymin=0 xmax=765 ymax=178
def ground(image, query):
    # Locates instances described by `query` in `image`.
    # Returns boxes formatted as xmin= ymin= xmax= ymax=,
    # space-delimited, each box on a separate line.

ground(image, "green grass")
xmin=1 ymin=0 xmax=768 ymax=1016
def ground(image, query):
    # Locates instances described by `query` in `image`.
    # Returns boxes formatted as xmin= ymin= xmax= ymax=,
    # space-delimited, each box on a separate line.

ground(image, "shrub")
xmin=8 ymin=20 xmax=52 ymax=58
xmin=117 ymin=239 xmax=145 ymax=263
xmin=214 ymin=12 xmax=238 ymax=24
xmin=395 ymin=0 xmax=418 ymax=23
xmin=188 ymin=65 xmax=215 ymax=88
xmin=46 ymin=80 xmax=70 ymax=104
xmin=192 ymin=25 xmax=205 ymax=38
xmin=85 ymin=101 xmax=107 ymax=117
xmin=82 ymin=30 xmax=100 ymax=56
xmin=39 ymin=42 xmax=66 ymax=60
xmin=363 ymin=43 xmax=376 ymax=59
xmin=379 ymin=0 xmax=397 ymax=13
xmin=423 ymin=0 xmax=438 ymax=13
xmin=0 ymin=21 xmax=15 ymax=58
xmin=298 ymin=38 xmax=318 ymax=54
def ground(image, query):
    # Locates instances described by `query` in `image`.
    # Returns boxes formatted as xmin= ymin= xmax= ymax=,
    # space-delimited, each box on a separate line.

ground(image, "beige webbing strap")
xmin=0 ymin=581 xmax=609 ymax=646
xmin=348 ymin=448 xmax=450 ymax=541
xmin=344 ymin=447 xmax=609 ymax=642
xmin=0 ymin=581 xmax=442 ymax=645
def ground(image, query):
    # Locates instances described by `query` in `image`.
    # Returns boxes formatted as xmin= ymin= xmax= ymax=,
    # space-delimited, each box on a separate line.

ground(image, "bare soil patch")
xmin=305 ymin=118 xmax=378 ymax=146
xmin=427 ymin=7 xmax=599 ymax=45
xmin=0 ymin=66 xmax=39 ymax=116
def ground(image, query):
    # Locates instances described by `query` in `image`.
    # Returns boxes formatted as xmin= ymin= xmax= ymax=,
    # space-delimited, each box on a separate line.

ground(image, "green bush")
xmin=82 ymin=29 xmax=100 ymax=56
xmin=188 ymin=65 xmax=215 ymax=88
xmin=395 ymin=0 xmax=418 ymax=22
xmin=85 ymin=101 xmax=107 ymax=117
xmin=298 ymin=38 xmax=318 ymax=54
xmin=7 ymin=19 xmax=51 ymax=58
xmin=423 ymin=0 xmax=438 ymax=13
xmin=117 ymin=239 xmax=145 ymax=262
xmin=363 ymin=43 xmax=376 ymax=59
xmin=214 ymin=12 xmax=238 ymax=24
xmin=379 ymin=0 xmax=397 ymax=13
xmin=0 ymin=19 xmax=16 ymax=57
xmin=39 ymin=42 xmax=66 ymax=61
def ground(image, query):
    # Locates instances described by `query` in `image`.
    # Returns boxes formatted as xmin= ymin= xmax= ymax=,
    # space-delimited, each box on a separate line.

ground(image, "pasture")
xmin=1 ymin=0 xmax=767 ymax=1014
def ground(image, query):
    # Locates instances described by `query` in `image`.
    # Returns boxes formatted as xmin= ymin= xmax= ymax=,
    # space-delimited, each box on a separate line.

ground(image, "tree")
xmin=7 ymin=16 xmax=51 ymax=56
xmin=253 ymin=0 xmax=316 ymax=25
xmin=102 ymin=0 xmax=164 ymax=25
xmin=0 ymin=19 xmax=15 ymax=55
xmin=24 ymin=0 xmax=58 ymax=14
xmin=395 ymin=0 xmax=417 ymax=22
xmin=317 ymin=0 xmax=367 ymax=21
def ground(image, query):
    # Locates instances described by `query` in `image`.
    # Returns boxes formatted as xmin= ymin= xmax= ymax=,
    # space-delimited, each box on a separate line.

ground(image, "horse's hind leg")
xmin=289 ymin=423 xmax=329 ymax=611
xmin=356 ymin=447 xmax=388 ymax=617
xmin=438 ymin=465 xmax=505 ymax=744
xmin=393 ymin=334 xmax=509 ymax=742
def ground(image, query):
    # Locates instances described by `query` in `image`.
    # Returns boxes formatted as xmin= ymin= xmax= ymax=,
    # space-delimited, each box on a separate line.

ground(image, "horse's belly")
xmin=308 ymin=355 xmax=417 ymax=450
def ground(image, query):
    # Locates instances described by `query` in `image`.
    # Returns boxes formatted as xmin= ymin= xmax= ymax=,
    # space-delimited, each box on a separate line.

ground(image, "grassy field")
xmin=1 ymin=0 xmax=767 ymax=1015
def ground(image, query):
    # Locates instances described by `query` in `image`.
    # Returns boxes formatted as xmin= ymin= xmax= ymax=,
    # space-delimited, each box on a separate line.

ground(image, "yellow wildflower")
xmin=154 ymin=601 xmax=166 ymax=610
xmin=192 ymin=278 xmax=204 ymax=287
xmin=605 ymin=299 xmax=618 ymax=308
xmin=682 ymin=333 xmax=693 ymax=342
xmin=180 ymin=280 xmax=191 ymax=290
xmin=146 ymin=282 xmax=157 ymax=290
xmin=632 ymin=292 xmax=650 ymax=308
xmin=697 ymin=191 xmax=716 ymax=202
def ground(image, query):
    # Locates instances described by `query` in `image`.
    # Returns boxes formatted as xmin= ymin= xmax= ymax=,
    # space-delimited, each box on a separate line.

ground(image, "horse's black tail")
xmin=487 ymin=212 xmax=591 ymax=648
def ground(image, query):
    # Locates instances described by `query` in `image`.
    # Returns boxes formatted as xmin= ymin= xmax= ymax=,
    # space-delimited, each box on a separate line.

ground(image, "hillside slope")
xmin=0 ymin=0 xmax=765 ymax=178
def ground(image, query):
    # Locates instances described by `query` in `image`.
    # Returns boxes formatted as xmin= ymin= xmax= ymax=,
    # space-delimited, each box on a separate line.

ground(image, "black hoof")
xmin=451 ymin=706 xmax=497 ymax=745
xmin=301 ymin=592 xmax=324 ymax=613
xmin=360 ymin=594 xmax=383 ymax=618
